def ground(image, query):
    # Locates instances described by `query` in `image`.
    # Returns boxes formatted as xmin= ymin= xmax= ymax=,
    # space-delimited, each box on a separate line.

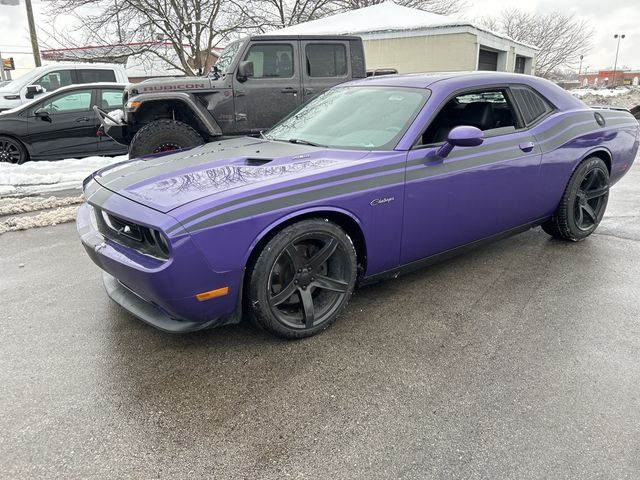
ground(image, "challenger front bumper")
xmin=77 ymin=200 xmax=242 ymax=333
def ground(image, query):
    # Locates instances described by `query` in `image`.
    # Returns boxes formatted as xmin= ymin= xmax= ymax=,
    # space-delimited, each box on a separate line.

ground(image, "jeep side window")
xmin=306 ymin=44 xmax=347 ymax=78
xmin=33 ymin=70 xmax=73 ymax=92
xmin=243 ymin=44 xmax=294 ymax=79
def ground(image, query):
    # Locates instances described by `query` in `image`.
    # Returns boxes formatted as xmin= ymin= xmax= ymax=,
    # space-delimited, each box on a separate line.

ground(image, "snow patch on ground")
xmin=0 ymin=195 xmax=84 ymax=216
xmin=570 ymin=88 xmax=630 ymax=98
xmin=0 ymin=155 xmax=127 ymax=196
xmin=0 ymin=205 xmax=79 ymax=234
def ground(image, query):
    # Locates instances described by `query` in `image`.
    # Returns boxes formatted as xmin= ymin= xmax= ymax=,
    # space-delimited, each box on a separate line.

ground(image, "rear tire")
xmin=128 ymin=119 xmax=205 ymax=158
xmin=246 ymin=219 xmax=358 ymax=339
xmin=0 ymin=136 xmax=28 ymax=164
xmin=542 ymin=157 xmax=610 ymax=241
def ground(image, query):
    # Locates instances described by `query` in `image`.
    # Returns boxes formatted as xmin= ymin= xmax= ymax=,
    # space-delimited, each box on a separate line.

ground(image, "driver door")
xmin=25 ymin=88 xmax=100 ymax=159
xmin=401 ymin=86 xmax=543 ymax=264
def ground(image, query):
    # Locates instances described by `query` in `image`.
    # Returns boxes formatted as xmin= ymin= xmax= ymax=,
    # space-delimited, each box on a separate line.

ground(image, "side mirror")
xmin=436 ymin=125 xmax=484 ymax=158
xmin=34 ymin=107 xmax=51 ymax=122
xmin=25 ymin=85 xmax=45 ymax=99
xmin=237 ymin=61 xmax=254 ymax=82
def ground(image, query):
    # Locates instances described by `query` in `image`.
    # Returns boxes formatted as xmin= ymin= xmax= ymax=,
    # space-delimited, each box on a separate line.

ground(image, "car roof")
xmin=343 ymin=72 xmax=584 ymax=110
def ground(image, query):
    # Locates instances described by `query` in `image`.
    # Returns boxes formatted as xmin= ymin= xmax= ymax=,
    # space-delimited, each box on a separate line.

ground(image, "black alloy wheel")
xmin=542 ymin=157 xmax=610 ymax=241
xmin=0 ymin=136 xmax=27 ymax=164
xmin=247 ymin=219 xmax=358 ymax=339
xmin=574 ymin=168 xmax=609 ymax=231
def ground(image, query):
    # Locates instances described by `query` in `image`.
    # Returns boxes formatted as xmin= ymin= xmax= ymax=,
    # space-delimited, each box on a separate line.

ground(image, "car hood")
xmin=91 ymin=137 xmax=368 ymax=213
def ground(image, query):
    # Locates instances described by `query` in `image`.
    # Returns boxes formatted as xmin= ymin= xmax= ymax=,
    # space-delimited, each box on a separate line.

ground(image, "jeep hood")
xmin=91 ymin=137 xmax=367 ymax=213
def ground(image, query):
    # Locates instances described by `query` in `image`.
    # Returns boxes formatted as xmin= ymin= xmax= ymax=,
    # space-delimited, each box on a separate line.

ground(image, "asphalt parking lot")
xmin=2 ymin=162 xmax=640 ymax=479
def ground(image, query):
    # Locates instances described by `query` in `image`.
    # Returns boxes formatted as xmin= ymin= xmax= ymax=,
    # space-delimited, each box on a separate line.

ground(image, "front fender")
xmin=243 ymin=205 xmax=366 ymax=267
xmin=127 ymin=92 xmax=223 ymax=137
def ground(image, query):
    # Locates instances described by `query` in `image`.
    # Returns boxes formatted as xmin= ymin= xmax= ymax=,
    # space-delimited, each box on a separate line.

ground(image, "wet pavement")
xmin=1 ymin=163 xmax=639 ymax=479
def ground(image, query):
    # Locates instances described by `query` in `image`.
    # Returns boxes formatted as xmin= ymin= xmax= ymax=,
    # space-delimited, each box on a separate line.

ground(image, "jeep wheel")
xmin=129 ymin=120 xmax=205 ymax=158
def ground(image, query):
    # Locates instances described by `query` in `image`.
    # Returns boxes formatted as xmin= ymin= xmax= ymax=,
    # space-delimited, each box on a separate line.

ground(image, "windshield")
xmin=215 ymin=40 xmax=243 ymax=75
xmin=265 ymin=86 xmax=430 ymax=150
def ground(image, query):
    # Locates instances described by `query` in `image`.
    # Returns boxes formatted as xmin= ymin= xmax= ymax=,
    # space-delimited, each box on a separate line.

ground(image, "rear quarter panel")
xmin=534 ymin=108 xmax=638 ymax=218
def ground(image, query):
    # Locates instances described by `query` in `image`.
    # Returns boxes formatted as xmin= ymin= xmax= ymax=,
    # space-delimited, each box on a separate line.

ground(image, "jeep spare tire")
xmin=129 ymin=119 xmax=205 ymax=158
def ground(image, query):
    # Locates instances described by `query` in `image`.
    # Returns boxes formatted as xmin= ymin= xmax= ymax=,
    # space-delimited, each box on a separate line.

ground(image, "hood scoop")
xmin=243 ymin=157 xmax=273 ymax=166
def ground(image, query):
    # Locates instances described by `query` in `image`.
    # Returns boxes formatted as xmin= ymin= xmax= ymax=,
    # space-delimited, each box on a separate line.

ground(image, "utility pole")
xmin=612 ymin=34 xmax=625 ymax=87
xmin=24 ymin=0 xmax=42 ymax=67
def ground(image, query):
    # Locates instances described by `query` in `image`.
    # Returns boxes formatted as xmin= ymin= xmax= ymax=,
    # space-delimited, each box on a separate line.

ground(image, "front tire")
xmin=542 ymin=157 xmax=610 ymax=241
xmin=246 ymin=219 xmax=358 ymax=339
xmin=0 ymin=136 xmax=28 ymax=164
xmin=128 ymin=119 xmax=205 ymax=158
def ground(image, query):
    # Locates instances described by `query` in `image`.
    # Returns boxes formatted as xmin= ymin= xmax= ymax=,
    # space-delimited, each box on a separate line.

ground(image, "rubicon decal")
xmin=370 ymin=197 xmax=395 ymax=206
xmin=142 ymin=83 xmax=207 ymax=92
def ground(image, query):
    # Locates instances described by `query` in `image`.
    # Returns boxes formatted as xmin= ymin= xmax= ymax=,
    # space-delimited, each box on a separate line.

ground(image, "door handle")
xmin=519 ymin=141 xmax=535 ymax=152
xmin=281 ymin=87 xmax=298 ymax=94
xmin=76 ymin=116 xmax=91 ymax=123
xmin=304 ymin=87 xmax=315 ymax=95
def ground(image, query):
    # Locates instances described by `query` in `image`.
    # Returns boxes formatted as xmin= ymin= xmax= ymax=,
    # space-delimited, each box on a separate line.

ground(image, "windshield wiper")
xmin=288 ymin=138 xmax=326 ymax=147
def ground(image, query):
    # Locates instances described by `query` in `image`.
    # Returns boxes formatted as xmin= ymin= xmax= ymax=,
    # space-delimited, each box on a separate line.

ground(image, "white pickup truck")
xmin=0 ymin=63 xmax=128 ymax=112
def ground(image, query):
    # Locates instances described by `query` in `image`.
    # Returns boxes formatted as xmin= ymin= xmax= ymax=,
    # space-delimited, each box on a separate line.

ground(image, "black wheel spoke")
xmin=284 ymin=245 xmax=303 ymax=270
xmin=582 ymin=204 xmax=597 ymax=223
xmin=299 ymin=288 xmax=315 ymax=328
xmin=576 ymin=205 xmax=584 ymax=226
xmin=312 ymin=275 xmax=348 ymax=293
xmin=270 ymin=281 xmax=298 ymax=306
xmin=307 ymin=238 xmax=338 ymax=270
xmin=583 ymin=171 xmax=598 ymax=190
xmin=585 ymin=186 xmax=608 ymax=200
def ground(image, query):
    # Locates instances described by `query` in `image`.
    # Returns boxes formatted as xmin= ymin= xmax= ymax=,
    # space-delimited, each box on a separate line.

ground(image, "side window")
xmin=306 ymin=44 xmax=347 ymax=77
xmin=33 ymin=70 xmax=73 ymax=92
xmin=511 ymin=86 xmax=553 ymax=125
xmin=78 ymin=69 xmax=117 ymax=83
xmin=243 ymin=44 xmax=294 ymax=79
xmin=420 ymin=88 xmax=520 ymax=145
xmin=40 ymin=90 xmax=92 ymax=114
xmin=100 ymin=89 xmax=124 ymax=110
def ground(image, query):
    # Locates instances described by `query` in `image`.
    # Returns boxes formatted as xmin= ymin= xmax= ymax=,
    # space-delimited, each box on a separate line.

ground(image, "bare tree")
xmin=44 ymin=0 xmax=253 ymax=76
xmin=248 ymin=0 xmax=342 ymax=31
xmin=249 ymin=0 xmax=467 ymax=32
xmin=337 ymin=0 xmax=467 ymax=16
xmin=480 ymin=9 xmax=593 ymax=78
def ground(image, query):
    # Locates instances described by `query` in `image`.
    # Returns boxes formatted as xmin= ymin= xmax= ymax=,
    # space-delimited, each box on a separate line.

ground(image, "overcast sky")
xmin=1 ymin=0 xmax=639 ymax=79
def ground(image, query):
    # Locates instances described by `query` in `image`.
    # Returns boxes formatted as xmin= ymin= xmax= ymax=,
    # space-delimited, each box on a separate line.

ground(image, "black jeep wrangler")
xmin=98 ymin=35 xmax=366 ymax=157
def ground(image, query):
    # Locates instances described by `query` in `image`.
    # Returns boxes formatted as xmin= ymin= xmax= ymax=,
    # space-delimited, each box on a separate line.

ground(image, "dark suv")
xmin=99 ymin=35 xmax=366 ymax=157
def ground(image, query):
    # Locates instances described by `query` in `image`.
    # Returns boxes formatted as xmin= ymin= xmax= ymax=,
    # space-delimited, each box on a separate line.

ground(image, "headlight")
xmin=3 ymin=95 xmax=20 ymax=100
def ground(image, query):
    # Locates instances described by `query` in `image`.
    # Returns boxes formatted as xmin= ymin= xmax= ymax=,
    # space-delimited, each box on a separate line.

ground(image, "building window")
xmin=514 ymin=56 xmax=526 ymax=74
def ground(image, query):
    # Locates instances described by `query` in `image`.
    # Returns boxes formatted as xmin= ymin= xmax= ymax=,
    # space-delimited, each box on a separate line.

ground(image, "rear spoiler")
xmin=591 ymin=105 xmax=640 ymax=121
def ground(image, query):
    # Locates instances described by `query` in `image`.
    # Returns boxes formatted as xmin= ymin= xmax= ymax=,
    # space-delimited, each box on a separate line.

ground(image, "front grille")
xmin=95 ymin=208 xmax=169 ymax=260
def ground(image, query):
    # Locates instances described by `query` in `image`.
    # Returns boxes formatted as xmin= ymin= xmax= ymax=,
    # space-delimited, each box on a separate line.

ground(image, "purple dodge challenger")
xmin=77 ymin=72 xmax=639 ymax=338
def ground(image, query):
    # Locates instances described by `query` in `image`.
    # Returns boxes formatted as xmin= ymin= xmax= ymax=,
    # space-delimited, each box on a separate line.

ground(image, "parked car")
xmin=0 ymin=83 xmax=127 ymax=163
xmin=78 ymin=72 xmax=639 ymax=338
xmin=98 ymin=35 xmax=367 ymax=157
xmin=0 ymin=63 xmax=128 ymax=112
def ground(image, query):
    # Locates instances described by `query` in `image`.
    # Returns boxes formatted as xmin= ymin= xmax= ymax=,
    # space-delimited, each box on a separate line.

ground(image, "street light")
xmin=612 ymin=34 xmax=625 ymax=87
